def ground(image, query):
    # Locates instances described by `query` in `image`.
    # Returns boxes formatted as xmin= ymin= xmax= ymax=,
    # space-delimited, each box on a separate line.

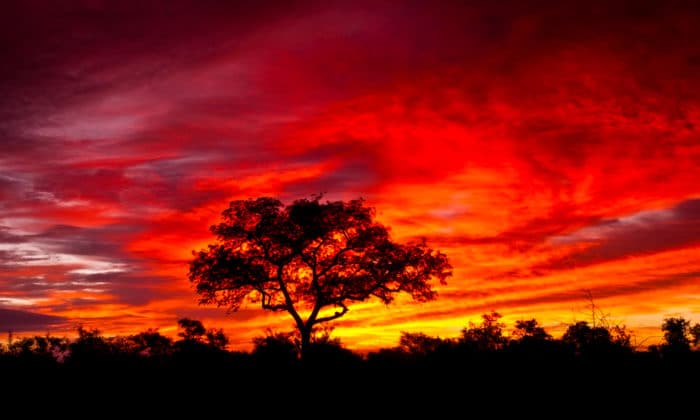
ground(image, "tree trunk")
xmin=300 ymin=325 xmax=312 ymax=361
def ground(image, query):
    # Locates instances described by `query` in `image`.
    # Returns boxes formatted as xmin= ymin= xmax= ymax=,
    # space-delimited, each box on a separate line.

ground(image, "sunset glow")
xmin=1 ymin=1 xmax=699 ymax=350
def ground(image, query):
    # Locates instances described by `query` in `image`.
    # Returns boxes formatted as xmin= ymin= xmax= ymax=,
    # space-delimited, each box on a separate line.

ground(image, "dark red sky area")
xmin=1 ymin=1 xmax=699 ymax=349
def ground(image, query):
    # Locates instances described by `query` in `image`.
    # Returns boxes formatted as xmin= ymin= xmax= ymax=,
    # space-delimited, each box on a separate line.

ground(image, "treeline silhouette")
xmin=3 ymin=313 xmax=700 ymax=412
xmin=3 ymin=312 xmax=700 ymax=370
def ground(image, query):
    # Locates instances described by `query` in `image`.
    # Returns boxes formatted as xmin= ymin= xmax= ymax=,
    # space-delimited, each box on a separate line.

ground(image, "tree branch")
xmin=306 ymin=296 xmax=324 ymax=327
xmin=276 ymin=264 xmax=304 ymax=329
xmin=313 ymin=303 xmax=349 ymax=325
xmin=317 ymin=246 xmax=353 ymax=279
xmin=261 ymin=302 xmax=288 ymax=312
xmin=258 ymin=290 xmax=287 ymax=311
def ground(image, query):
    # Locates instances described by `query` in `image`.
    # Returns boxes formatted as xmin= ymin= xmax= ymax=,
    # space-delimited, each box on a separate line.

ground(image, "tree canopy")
xmin=189 ymin=196 xmax=452 ymax=358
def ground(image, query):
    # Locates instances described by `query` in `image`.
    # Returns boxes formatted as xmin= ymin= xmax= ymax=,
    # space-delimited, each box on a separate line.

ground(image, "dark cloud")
xmin=0 ymin=248 xmax=51 ymax=267
xmin=67 ymin=271 xmax=176 ymax=306
xmin=422 ymin=209 xmax=601 ymax=253
xmin=33 ymin=168 xmax=131 ymax=203
xmin=540 ymin=198 xmax=700 ymax=271
xmin=0 ymin=226 xmax=25 ymax=244
xmin=31 ymin=224 xmax=139 ymax=259
xmin=0 ymin=173 xmax=30 ymax=203
xmin=3 ymin=276 xmax=60 ymax=295
xmin=0 ymin=308 xmax=67 ymax=332
xmin=0 ymin=1 xmax=296 ymax=103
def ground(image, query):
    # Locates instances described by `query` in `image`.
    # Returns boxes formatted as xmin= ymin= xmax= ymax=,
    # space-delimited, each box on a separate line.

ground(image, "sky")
xmin=1 ymin=0 xmax=699 ymax=350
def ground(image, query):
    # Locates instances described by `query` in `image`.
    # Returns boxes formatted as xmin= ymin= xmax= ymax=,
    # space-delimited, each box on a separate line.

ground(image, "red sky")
xmin=1 ymin=1 xmax=699 ymax=350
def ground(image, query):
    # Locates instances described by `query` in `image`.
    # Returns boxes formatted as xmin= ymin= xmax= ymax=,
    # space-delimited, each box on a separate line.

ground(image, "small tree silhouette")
xmin=512 ymin=319 xmax=550 ymax=341
xmin=661 ymin=317 xmax=692 ymax=354
xmin=252 ymin=331 xmax=298 ymax=365
xmin=69 ymin=326 xmax=111 ymax=363
xmin=131 ymin=329 xmax=173 ymax=357
xmin=690 ymin=323 xmax=700 ymax=349
xmin=206 ymin=328 xmax=229 ymax=350
xmin=176 ymin=318 xmax=229 ymax=351
xmin=561 ymin=321 xmax=631 ymax=357
xmin=460 ymin=311 xmax=507 ymax=352
xmin=177 ymin=318 xmax=207 ymax=342
xmin=399 ymin=332 xmax=448 ymax=357
xmin=189 ymin=196 xmax=451 ymax=359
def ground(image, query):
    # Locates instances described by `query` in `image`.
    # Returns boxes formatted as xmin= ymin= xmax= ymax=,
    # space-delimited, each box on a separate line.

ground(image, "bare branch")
xmin=313 ymin=303 xmax=349 ymax=325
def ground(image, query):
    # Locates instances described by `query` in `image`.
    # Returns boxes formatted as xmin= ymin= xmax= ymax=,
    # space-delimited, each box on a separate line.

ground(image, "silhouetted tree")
xmin=304 ymin=340 xmax=360 ymax=366
xmin=399 ymin=332 xmax=450 ymax=357
xmin=45 ymin=335 xmax=70 ymax=362
xmin=661 ymin=317 xmax=692 ymax=353
xmin=561 ymin=321 xmax=631 ymax=356
xmin=300 ymin=327 xmax=359 ymax=365
xmin=691 ymin=323 xmax=700 ymax=349
xmin=176 ymin=318 xmax=229 ymax=354
xmin=69 ymin=326 xmax=111 ymax=363
xmin=608 ymin=324 xmax=633 ymax=349
xmin=460 ymin=311 xmax=507 ymax=352
xmin=512 ymin=319 xmax=551 ymax=341
xmin=563 ymin=321 xmax=608 ymax=352
xmin=189 ymin=196 xmax=452 ymax=358
xmin=8 ymin=337 xmax=37 ymax=356
xmin=252 ymin=331 xmax=298 ymax=365
xmin=206 ymin=328 xmax=229 ymax=350
xmin=1 ymin=334 xmax=67 ymax=367
xmin=178 ymin=318 xmax=207 ymax=342
xmin=131 ymin=329 xmax=173 ymax=357
xmin=506 ymin=318 xmax=560 ymax=358
xmin=250 ymin=328 xmax=357 ymax=366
